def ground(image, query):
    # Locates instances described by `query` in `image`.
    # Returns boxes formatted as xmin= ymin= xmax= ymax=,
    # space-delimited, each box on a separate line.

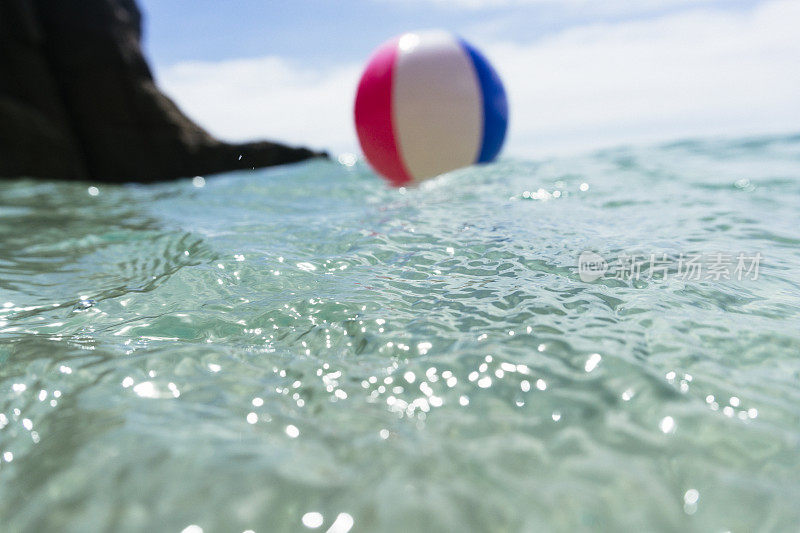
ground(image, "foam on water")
xmin=1 ymin=133 xmax=800 ymax=531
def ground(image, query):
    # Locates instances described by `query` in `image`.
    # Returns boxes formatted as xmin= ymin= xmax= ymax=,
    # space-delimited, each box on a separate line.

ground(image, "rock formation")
xmin=0 ymin=0 xmax=324 ymax=182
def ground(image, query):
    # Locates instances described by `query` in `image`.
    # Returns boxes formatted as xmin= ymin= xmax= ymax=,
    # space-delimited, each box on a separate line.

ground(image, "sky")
xmin=138 ymin=0 xmax=800 ymax=158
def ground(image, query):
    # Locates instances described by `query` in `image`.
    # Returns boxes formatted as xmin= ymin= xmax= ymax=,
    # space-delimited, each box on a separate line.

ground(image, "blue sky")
xmin=139 ymin=0 xmax=758 ymax=69
xmin=138 ymin=0 xmax=799 ymax=157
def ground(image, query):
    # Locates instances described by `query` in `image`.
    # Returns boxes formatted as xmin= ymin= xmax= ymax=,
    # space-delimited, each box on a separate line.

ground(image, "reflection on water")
xmin=1 ymin=133 xmax=800 ymax=531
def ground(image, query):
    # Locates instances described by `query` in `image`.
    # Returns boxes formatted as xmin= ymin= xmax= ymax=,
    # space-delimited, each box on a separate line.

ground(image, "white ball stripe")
xmin=392 ymin=31 xmax=483 ymax=182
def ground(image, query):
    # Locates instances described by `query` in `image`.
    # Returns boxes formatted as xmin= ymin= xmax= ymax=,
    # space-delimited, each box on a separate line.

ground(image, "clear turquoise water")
xmin=1 ymin=133 xmax=800 ymax=532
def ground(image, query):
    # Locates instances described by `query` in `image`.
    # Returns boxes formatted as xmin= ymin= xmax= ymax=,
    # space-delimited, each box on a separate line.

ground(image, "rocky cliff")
xmin=0 ymin=0 xmax=324 ymax=182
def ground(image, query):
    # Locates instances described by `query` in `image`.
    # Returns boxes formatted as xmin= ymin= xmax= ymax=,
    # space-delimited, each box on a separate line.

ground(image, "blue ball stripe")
xmin=459 ymin=39 xmax=509 ymax=164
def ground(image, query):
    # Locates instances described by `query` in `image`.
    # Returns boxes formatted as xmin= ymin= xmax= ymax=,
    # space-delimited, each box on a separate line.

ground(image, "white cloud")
xmin=491 ymin=0 xmax=800 ymax=154
xmin=157 ymin=0 xmax=800 ymax=158
xmin=157 ymin=57 xmax=362 ymax=154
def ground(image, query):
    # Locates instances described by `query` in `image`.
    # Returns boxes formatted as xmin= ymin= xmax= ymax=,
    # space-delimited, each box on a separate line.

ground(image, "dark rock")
xmin=0 ymin=0 xmax=325 ymax=182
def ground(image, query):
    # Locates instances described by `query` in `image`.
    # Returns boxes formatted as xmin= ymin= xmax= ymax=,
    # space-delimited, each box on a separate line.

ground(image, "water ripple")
xmin=1 ymin=134 xmax=800 ymax=531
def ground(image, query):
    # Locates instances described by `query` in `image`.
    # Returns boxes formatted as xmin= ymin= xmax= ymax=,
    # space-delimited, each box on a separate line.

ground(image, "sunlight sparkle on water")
xmin=659 ymin=416 xmax=676 ymax=434
xmin=301 ymin=512 xmax=324 ymax=528
xmin=2 ymin=134 xmax=799 ymax=530
xmin=327 ymin=513 xmax=354 ymax=533
xmin=133 ymin=381 xmax=158 ymax=398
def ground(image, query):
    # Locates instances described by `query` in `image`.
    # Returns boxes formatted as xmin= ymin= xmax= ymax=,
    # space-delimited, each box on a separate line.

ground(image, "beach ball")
xmin=354 ymin=30 xmax=508 ymax=186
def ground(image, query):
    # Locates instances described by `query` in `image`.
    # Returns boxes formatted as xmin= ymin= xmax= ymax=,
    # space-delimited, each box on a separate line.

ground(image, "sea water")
xmin=1 ymin=133 xmax=799 ymax=532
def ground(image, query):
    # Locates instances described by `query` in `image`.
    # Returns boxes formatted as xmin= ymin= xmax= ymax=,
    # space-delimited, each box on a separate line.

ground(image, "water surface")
xmin=1 ymin=134 xmax=800 ymax=532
